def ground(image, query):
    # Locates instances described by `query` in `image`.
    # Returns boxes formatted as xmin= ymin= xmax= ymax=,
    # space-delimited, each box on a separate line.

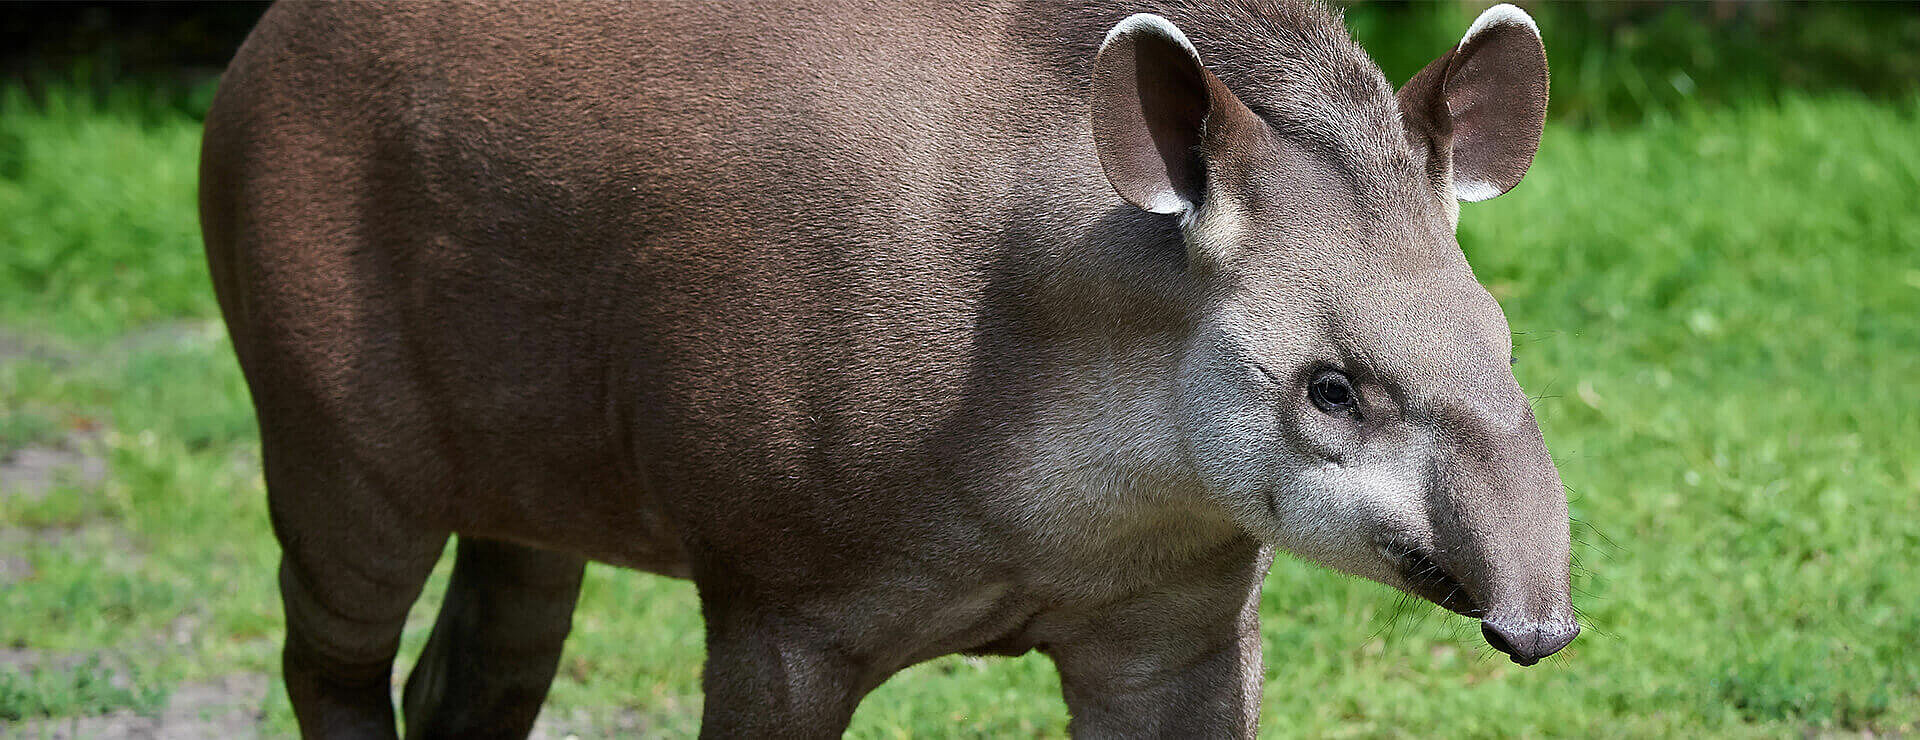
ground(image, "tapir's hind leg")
xmin=269 ymin=448 xmax=449 ymax=740
xmin=401 ymin=536 xmax=586 ymax=739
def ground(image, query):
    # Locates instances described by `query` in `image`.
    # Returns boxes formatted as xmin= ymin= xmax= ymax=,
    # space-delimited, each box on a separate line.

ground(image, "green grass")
xmin=0 ymin=84 xmax=212 ymax=337
xmin=0 ymin=654 xmax=169 ymax=722
xmin=2 ymin=82 xmax=1917 ymax=737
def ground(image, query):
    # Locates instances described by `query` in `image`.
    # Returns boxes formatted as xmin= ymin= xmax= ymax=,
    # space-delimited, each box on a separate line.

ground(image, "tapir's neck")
xmin=971 ymin=303 xmax=1207 ymax=509
xmin=972 ymin=202 xmax=1210 ymax=503
xmin=961 ymin=316 xmax=1248 ymax=594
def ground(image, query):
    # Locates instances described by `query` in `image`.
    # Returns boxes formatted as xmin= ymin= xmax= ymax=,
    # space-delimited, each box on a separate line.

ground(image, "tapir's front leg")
xmin=1046 ymin=542 xmax=1273 ymax=738
xmin=695 ymin=595 xmax=868 ymax=740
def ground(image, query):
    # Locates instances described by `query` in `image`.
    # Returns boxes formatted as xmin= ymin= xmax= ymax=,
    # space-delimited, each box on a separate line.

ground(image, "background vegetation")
xmin=3 ymin=2 xmax=1917 ymax=737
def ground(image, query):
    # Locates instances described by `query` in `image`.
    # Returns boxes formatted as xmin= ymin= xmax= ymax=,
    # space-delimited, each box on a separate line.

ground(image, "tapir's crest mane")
xmin=1018 ymin=0 xmax=1423 ymax=198
xmin=1168 ymin=1 xmax=1411 ymax=173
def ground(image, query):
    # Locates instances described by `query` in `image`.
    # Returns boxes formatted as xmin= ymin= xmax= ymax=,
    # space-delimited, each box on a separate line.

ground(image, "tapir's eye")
xmin=1308 ymin=370 xmax=1359 ymax=418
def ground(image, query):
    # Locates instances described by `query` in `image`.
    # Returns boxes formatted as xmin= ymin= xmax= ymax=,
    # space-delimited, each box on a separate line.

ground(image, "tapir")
xmin=199 ymin=1 xmax=1576 ymax=736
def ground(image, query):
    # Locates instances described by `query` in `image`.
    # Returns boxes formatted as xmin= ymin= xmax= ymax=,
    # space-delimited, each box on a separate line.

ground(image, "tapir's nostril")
xmin=1481 ymin=622 xmax=1516 ymax=657
xmin=1481 ymin=619 xmax=1579 ymax=666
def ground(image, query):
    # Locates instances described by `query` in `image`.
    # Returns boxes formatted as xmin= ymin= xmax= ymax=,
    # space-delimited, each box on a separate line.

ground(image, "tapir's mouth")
xmin=1386 ymin=543 xmax=1482 ymax=617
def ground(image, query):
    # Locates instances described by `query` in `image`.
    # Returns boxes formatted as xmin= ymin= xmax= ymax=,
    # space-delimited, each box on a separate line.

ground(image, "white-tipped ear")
xmin=1460 ymin=3 xmax=1541 ymax=52
xmin=1452 ymin=180 xmax=1505 ymax=203
xmin=1090 ymin=14 xmax=1216 ymax=216
xmin=1397 ymin=3 xmax=1549 ymax=206
xmin=1104 ymin=13 xmax=1201 ymax=63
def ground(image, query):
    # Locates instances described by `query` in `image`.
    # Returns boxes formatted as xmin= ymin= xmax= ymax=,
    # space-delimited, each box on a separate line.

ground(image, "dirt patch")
xmin=0 ymin=329 xmax=55 ymax=368
xmin=0 ymin=653 xmax=670 ymax=740
xmin=0 ymin=529 xmax=29 ymax=584
xmin=0 ymin=321 xmax=218 ymax=369
xmin=5 ymin=674 xmax=269 ymax=740
xmin=529 ymin=706 xmax=665 ymax=739
xmin=0 ymin=428 xmax=116 ymax=566
xmin=108 ymin=322 xmax=222 ymax=359
xmin=0 ymin=442 xmax=108 ymax=504
xmin=0 ymin=521 xmax=142 ymax=589
xmin=0 ymin=648 xmax=129 ymax=676
xmin=0 ymin=330 xmax=83 ymax=374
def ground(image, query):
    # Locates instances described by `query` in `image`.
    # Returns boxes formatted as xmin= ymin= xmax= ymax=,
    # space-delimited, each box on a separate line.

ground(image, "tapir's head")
xmin=1090 ymin=5 xmax=1575 ymax=665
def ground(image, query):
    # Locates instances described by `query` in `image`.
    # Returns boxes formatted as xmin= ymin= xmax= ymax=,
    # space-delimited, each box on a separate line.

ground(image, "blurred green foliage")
xmin=8 ymin=2 xmax=1920 ymax=129
xmin=1345 ymin=1 xmax=1920 ymax=126
xmin=0 ymin=84 xmax=211 ymax=335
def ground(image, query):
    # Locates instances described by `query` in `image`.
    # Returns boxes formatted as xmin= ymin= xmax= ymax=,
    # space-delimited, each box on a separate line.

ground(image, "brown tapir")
xmin=199 ymin=0 xmax=1575 ymax=737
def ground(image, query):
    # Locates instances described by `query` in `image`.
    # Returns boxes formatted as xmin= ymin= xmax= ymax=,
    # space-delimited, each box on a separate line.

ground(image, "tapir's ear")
xmin=1397 ymin=3 xmax=1548 ymax=203
xmin=1091 ymin=14 xmax=1258 ymax=218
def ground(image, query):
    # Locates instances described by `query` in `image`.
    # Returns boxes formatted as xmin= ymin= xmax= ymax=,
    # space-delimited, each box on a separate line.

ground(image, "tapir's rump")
xmin=201 ymin=2 xmax=1570 ymax=736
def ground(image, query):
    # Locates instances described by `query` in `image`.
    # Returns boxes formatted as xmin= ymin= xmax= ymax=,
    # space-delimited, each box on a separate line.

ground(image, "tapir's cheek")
xmin=1263 ymin=470 xmax=1407 ymax=581
xmin=1284 ymin=446 xmax=1434 ymax=532
xmin=1179 ymin=380 xmax=1281 ymax=471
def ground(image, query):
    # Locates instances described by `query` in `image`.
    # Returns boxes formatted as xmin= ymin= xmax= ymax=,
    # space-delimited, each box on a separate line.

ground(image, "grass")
xmin=0 ymin=84 xmax=211 ymax=337
xmin=0 ymin=654 xmax=169 ymax=722
xmin=2 ymin=79 xmax=1917 ymax=736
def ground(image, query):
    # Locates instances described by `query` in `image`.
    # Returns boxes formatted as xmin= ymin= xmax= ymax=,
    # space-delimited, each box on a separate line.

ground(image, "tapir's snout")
xmin=1414 ymin=380 xmax=1580 ymax=668
xmin=1391 ymin=535 xmax=1580 ymax=666
xmin=1481 ymin=617 xmax=1579 ymax=666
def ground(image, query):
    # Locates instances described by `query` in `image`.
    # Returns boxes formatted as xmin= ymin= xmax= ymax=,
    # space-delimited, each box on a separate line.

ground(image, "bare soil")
xmin=4 ymin=673 xmax=269 ymax=740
